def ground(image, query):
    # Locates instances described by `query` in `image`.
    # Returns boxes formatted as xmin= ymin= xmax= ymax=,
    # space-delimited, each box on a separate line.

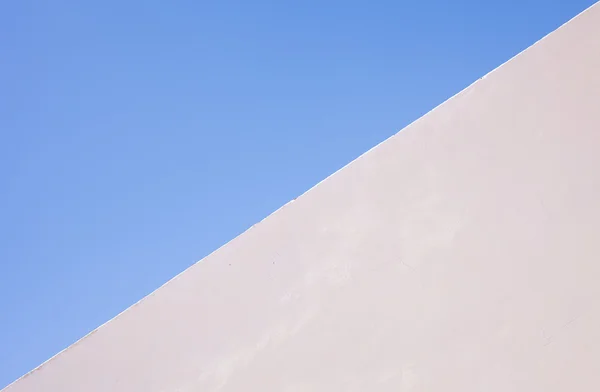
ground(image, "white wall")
xmin=5 ymin=3 xmax=600 ymax=391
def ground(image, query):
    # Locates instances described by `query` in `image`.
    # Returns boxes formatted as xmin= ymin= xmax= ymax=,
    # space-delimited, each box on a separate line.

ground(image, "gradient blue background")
xmin=0 ymin=0 xmax=596 ymax=387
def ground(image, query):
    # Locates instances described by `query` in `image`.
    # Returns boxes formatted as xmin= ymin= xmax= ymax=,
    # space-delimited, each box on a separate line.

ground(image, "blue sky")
xmin=0 ymin=0 xmax=596 ymax=387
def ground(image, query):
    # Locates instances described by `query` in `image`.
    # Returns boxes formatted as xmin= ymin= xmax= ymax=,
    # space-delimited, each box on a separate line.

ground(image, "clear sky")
xmin=0 ymin=0 xmax=596 ymax=387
